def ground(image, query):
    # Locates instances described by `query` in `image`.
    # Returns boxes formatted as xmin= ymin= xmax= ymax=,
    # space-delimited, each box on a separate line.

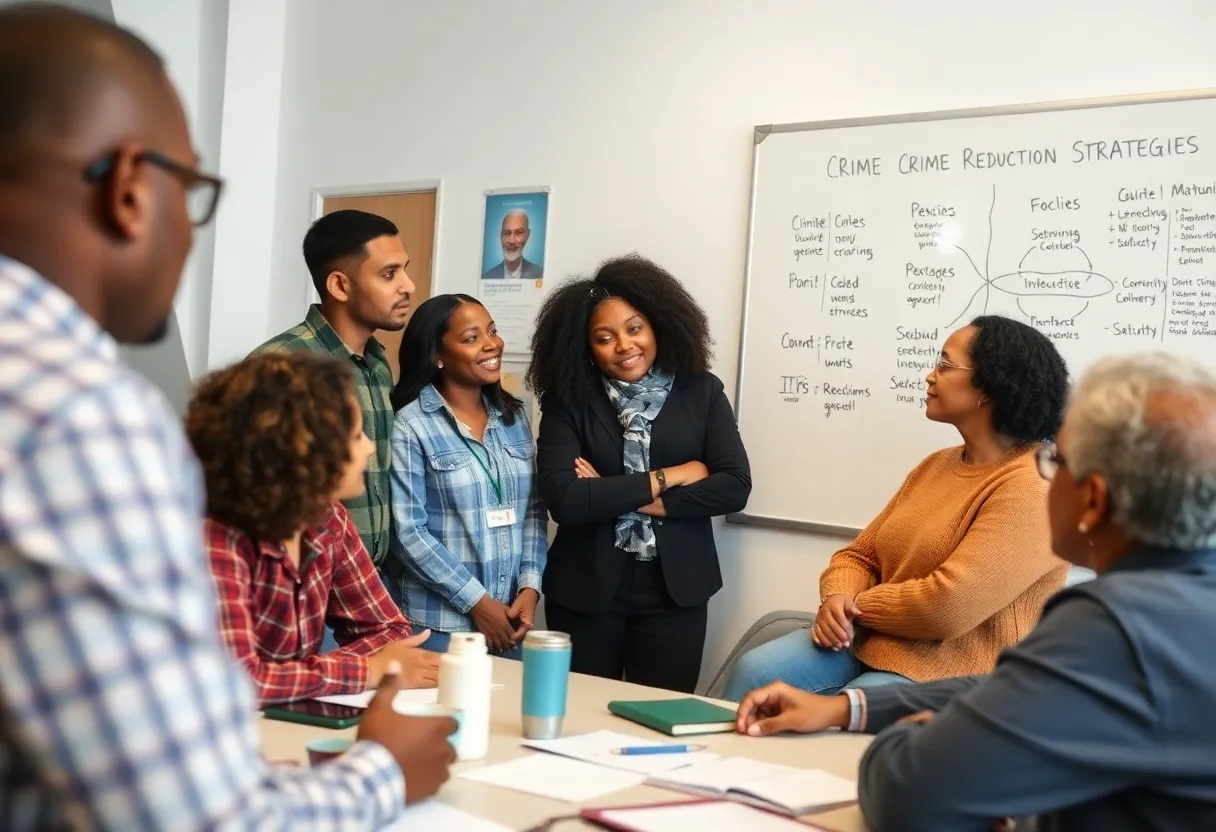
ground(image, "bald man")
xmin=482 ymin=208 xmax=543 ymax=279
xmin=0 ymin=5 xmax=452 ymax=828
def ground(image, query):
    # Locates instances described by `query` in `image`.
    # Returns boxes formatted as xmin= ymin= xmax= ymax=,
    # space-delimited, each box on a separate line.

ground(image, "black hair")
xmin=526 ymin=254 xmax=713 ymax=405
xmin=303 ymin=209 xmax=399 ymax=298
xmin=390 ymin=293 xmax=523 ymax=424
xmin=969 ymin=315 xmax=1069 ymax=442
xmin=0 ymin=5 xmax=165 ymax=170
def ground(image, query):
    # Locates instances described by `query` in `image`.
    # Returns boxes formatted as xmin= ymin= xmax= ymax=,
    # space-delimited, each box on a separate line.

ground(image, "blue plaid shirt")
xmin=386 ymin=385 xmax=547 ymax=633
xmin=0 ymin=259 xmax=405 ymax=829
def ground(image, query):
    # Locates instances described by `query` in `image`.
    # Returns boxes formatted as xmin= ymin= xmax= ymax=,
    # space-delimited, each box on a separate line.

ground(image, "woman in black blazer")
xmin=526 ymin=255 xmax=751 ymax=692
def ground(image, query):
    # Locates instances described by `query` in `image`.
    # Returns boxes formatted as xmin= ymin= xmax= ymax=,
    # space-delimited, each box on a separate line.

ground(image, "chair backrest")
xmin=699 ymin=610 xmax=816 ymax=698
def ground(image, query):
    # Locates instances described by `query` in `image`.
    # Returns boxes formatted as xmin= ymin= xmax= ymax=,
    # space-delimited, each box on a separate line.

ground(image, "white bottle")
xmin=437 ymin=632 xmax=492 ymax=761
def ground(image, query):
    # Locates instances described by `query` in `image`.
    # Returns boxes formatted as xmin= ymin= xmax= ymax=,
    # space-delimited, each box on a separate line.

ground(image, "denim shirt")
xmin=386 ymin=385 xmax=547 ymax=633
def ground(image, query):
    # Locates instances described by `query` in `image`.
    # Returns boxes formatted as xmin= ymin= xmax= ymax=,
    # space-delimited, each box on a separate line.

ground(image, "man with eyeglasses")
xmin=734 ymin=354 xmax=1216 ymax=830
xmin=0 ymin=5 xmax=453 ymax=828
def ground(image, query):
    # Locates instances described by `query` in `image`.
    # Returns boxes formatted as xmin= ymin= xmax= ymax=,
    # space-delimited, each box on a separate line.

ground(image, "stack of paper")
xmin=459 ymin=753 xmax=647 ymax=802
xmin=523 ymin=729 xmax=719 ymax=775
xmin=379 ymin=800 xmax=512 ymax=832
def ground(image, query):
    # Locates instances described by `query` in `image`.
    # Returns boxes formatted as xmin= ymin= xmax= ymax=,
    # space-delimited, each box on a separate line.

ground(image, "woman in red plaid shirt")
xmin=187 ymin=352 xmax=440 ymax=705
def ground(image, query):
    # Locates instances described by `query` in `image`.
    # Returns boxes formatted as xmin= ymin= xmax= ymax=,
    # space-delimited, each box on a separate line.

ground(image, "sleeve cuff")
xmin=844 ymin=688 xmax=868 ymax=732
xmin=518 ymin=572 xmax=543 ymax=593
xmin=332 ymin=740 xmax=406 ymax=825
xmin=450 ymin=577 xmax=489 ymax=615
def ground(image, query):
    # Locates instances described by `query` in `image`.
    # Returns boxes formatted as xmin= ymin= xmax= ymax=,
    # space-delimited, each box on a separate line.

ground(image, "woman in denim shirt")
xmin=386 ymin=294 xmax=546 ymax=657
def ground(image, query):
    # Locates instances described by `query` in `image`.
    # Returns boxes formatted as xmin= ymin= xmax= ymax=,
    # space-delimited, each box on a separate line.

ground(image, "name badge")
xmin=487 ymin=507 xmax=517 ymax=528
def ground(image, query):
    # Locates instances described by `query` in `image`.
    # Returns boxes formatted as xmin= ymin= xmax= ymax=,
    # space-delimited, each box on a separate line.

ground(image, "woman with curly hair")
xmin=722 ymin=315 xmax=1071 ymax=701
xmin=386 ymin=294 xmax=546 ymax=657
xmin=187 ymin=352 xmax=438 ymax=705
xmin=528 ymin=255 xmax=752 ymax=693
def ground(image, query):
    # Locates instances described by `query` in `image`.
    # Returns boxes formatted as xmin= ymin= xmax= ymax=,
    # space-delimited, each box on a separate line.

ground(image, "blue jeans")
xmin=419 ymin=629 xmax=523 ymax=661
xmin=721 ymin=625 xmax=912 ymax=702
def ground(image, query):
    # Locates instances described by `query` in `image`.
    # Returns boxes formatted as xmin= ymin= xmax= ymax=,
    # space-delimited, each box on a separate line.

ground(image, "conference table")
xmin=260 ymin=658 xmax=870 ymax=830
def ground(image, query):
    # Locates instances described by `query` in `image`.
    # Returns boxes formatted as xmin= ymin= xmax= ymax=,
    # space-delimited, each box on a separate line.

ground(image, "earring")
xmin=437 ymin=360 xmax=444 ymax=369
xmin=1077 ymin=523 xmax=1089 ymax=533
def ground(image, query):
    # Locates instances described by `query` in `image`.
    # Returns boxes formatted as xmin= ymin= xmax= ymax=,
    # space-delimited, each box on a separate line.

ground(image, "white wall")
xmin=267 ymin=0 xmax=1216 ymax=688
xmin=205 ymin=0 xmax=289 ymax=369
xmin=112 ymin=0 xmax=228 ymax=375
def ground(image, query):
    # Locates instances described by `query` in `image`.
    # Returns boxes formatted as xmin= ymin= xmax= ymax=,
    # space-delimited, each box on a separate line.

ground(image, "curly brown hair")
xmin=185 ymin=351 xmax=358 ymax=541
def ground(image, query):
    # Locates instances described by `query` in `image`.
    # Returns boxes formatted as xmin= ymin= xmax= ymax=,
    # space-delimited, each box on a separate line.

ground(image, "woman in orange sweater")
xmin=723 ymin=315 xmax=1071 ymax=701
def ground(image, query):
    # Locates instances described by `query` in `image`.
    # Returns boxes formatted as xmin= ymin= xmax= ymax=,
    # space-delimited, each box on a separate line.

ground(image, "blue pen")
xmin=611 ymin=744 xmax=707 ymax=756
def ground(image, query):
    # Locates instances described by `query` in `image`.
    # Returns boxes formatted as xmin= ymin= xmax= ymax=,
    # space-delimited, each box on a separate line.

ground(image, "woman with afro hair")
xmin=528 ymin=255 xmax=751 ymax=693
xmin=723 ymin=315 xmax=1071 ymax=701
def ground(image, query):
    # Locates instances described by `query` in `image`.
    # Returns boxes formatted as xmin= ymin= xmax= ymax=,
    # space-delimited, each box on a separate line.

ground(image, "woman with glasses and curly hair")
xmin=528 ymin=255 xmax=752 ymax=693
xmin=187 ymin=351 xmax=438 ymax=705
xmin=722 ymin=315 xmax=1071 ymax=700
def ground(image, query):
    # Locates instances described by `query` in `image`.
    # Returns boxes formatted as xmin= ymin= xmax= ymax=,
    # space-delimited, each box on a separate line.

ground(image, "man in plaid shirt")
xmin=254 ymin=210 xmax=415 ymax=568
xmin=188 ymin=352 xmax=440 ymax=705
xmin=0 ymin=8 xmax=453 ymax=828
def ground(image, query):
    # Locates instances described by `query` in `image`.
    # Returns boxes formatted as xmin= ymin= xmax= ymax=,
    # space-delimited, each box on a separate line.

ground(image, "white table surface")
xmin=260 ymin=658 xmax=869 ymax=831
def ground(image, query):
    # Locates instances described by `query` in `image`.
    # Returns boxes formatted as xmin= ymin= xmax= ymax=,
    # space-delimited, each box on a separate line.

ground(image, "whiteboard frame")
xmin=727 ymin=87 xmax=1216 ymax=537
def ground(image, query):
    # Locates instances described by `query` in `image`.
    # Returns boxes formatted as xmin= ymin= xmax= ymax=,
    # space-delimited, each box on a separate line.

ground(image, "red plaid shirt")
xmin=205 ymin=503 xmax=412 ymax=705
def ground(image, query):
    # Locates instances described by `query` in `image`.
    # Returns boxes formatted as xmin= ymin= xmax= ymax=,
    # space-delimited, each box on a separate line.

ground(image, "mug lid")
xmin=524 ymin=630 xmax=571 ymax=649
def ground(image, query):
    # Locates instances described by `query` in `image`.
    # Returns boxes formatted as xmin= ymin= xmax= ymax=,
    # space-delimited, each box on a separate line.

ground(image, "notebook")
xmin=607 ymin=698 xmax=737 ymax=736
xmin=647 ymin=757 xmax=857 ymax=816
xmin=583 ymin=798 xmax=830 ymax=831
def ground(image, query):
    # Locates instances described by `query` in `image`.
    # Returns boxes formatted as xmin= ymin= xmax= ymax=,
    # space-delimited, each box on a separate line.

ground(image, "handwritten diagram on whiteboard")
xmin=733 ymin=91 xmax=1216 ymax=534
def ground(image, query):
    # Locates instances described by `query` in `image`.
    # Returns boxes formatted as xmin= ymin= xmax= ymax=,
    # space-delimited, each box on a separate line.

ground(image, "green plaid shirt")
xmin=253 ymin=305 xmax=394 ymax=565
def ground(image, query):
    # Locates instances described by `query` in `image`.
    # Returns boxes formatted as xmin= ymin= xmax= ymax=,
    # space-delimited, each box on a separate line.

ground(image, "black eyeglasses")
xmin=83 ymin=150 xmax=224 ymax=227
xmin=1036 ymin=443 xmax=1065 ymax=481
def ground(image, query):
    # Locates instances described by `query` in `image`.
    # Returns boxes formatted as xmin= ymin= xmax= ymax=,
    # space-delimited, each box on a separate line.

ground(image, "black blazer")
xmin=536 ymin=371 xmax=751 ymax=613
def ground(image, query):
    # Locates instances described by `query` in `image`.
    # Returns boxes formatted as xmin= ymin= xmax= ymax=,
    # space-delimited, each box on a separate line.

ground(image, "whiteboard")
xmin=730 ymin=90 xmax=1216 ymax=535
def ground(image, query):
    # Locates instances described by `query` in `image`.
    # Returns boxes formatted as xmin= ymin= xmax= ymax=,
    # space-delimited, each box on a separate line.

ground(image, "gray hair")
xmin=1064 ymin=353 xmax=1216 ymax=549
xmin=502 ymin=209 xmax=530 ymax=228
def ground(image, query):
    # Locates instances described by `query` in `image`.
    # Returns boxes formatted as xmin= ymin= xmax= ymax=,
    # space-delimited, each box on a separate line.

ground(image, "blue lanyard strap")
xmin=458 ymin=434 xmax=503 ymax=504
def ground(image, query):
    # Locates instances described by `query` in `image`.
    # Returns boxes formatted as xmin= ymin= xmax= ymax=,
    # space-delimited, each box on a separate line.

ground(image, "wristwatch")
xmin=654 ymin=468 xmax=668 ymax=494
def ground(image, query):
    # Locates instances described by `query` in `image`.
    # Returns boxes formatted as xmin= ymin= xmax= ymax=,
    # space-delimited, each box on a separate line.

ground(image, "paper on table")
xmin=597 ymin=801 xmax=819 ymax=832
xmin=378 ymin=799 xmax=513 ymax=832
xmin=316 ymin=684 xmax=503 ymax=711
xmin=459 ymin=753 xmax=646 ymax=802
xmin=523 ymin=729 xmax=720 ymax=775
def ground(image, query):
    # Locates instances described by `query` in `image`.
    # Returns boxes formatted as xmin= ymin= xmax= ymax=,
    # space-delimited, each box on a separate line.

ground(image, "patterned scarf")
xmin=603 ymin=369 xmax=674 ymax=561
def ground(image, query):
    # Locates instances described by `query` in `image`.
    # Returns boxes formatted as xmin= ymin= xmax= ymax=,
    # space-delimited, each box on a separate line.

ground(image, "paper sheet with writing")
xmin=653 ymin=757 xmax=856 ymax=815
xmin=378 ymin=799 xmax=513 ymax=832
xmin=316 ymin=684 xmax=503 ymax=711
xmin=523 ymin=729 xmax=719 ymax=775
xmin=460 ymin=753 xmax=646 ymax=802
xmin=598 ymin=801 xmax=819 ymax=832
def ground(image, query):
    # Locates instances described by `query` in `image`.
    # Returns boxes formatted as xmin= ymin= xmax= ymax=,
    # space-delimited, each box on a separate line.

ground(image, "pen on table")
xmin=610 ymin=744 xmax=707 ymax=756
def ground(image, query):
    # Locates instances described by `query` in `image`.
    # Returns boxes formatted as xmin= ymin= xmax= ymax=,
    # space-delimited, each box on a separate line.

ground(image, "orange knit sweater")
xmin=819 ymin=445 xmax=1068 ymax=682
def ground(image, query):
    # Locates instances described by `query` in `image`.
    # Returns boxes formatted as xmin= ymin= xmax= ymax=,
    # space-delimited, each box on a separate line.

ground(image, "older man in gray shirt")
xmin=735 ymin=353 xmax=1216 ymax=831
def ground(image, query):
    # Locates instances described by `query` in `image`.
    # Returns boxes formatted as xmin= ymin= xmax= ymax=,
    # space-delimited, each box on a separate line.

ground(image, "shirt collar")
xmin=419 ymin=383 xmax=503 ymax=429
xmin=303 ymin=304 xmax=386 ymax=362
xmin=0 ymin=256 xmax=116 ymax=359
xmin=252 ymin=507 xmax=342 ymax=573
xmin=1104 ymin=545 xmax=1216 ymax=577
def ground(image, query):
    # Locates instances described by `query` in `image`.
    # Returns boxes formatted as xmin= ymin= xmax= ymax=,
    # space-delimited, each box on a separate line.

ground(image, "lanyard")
xmin=459 ymin=435 xmax=503 ymax=504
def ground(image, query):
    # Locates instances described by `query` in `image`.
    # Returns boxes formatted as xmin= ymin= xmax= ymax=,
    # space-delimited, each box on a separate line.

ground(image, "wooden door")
xmin=322 ymin=191 xmax=436 ymax=380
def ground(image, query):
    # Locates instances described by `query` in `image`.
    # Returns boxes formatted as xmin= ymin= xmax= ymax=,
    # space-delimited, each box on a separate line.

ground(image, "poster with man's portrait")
xmin=477 ymin=188 xmax=550 ymax=356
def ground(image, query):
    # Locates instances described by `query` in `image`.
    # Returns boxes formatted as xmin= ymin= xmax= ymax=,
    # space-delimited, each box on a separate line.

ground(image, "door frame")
xmin=306 ymin=178 xmax=444 ymax=313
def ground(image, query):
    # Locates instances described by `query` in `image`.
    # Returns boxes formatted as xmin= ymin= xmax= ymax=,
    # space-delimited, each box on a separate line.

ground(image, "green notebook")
xmin=607 ymin=697 xmax=738 ymax=736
